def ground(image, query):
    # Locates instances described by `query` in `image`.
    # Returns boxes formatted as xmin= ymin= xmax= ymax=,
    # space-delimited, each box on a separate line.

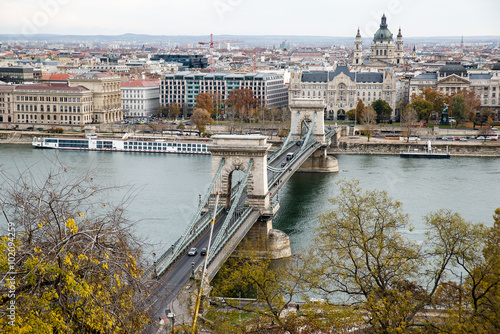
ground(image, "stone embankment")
xmin=330 ymin=136 xmax=500 ymax=157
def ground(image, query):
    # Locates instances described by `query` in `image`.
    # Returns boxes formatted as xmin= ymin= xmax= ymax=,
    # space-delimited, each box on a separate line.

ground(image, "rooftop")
xmin=15 ymin=83 xmax=90 ymax=92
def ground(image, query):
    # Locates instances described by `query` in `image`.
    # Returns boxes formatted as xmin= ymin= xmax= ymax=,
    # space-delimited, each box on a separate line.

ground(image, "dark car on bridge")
xmin=200 ymin=248 xmax=207 ymax=256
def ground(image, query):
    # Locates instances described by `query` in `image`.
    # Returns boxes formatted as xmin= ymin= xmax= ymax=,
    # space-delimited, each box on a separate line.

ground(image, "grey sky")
xmin=1 ymin=0 xmax=499 ymax=37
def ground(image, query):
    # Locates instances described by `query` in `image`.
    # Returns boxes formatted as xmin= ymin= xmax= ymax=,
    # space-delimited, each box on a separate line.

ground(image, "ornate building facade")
xmin=11 ymin=84 xmax=93 ymax=127
xmin=353 ymin=14 xmax=404 ymax=68
xmin=288 ymin=65 xmax=397 ymax=120
xmin=410 ymin=61 xmax=500 ymax=118
xmin=69 ymin=72 xmax=122 ymax=124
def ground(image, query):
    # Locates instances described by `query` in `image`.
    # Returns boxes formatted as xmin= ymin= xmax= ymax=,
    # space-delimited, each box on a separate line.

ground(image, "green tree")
xmin=410 ymin=97 xmax=434 ymax=122
xmin=451 ymin=94 xmax=466 ymax=128
xmin=371 ymin=99 xmax=393 ymax=123
xmin=210 ymin=251 xmax=359 ymax=333
xmin=190 ymin=108 xmax=212 ymax=133
xmin=346 ymin=109 xmax=355 ymax=121
xmin=211 ymin=252 xmax=299 ymax=328
xmin=306 ymin=180 xmax=422 ymax=333
xmin=303 ymin=180 xmax=487 ymax=333
xmin=421 ymin=87 xmax=447 ymax=120
xmin=0 ymin=167 xmax=149 ymax=333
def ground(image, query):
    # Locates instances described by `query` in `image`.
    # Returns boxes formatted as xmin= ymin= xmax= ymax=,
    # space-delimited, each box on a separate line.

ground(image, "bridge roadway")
xmin=144 ymin=136 xmax=326 ymax=330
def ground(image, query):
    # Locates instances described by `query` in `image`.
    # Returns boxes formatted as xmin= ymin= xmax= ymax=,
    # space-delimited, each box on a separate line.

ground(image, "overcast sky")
xmin=1 ymin=0 xmax=499 ymax=37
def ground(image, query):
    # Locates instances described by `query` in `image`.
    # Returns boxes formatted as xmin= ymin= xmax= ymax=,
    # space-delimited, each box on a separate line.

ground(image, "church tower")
xmin=370 ymin=14 xmax=396 ymax=65
xmin=395 ymin=27 xmax=404 ymax=65
xmin=353 ymin=28 xmax=363 ymax=66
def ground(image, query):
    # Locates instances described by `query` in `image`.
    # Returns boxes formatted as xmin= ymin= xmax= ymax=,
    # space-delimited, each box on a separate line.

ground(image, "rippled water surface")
xmin=1 ymin=145 xmax=499 ymax=256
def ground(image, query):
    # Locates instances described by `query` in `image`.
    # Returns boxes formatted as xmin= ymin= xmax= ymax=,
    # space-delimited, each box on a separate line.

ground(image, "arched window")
xmin=384 ymin=50 xmax=387 ymax=56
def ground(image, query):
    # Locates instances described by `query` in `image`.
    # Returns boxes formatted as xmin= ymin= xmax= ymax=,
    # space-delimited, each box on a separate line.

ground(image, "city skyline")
xmin=1 ymin=0 xmax=499 ymax=38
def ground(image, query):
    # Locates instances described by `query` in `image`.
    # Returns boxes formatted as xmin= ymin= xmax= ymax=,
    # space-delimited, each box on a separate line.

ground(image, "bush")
xmin=49 ymin=127 xmax=64 ymax=134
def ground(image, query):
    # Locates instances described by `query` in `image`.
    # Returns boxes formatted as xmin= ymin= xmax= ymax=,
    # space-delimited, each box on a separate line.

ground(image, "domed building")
xmin=353 ymin=14 xmax=404 ymax=68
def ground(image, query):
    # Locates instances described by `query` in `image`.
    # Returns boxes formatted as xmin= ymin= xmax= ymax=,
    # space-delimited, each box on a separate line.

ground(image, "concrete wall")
xmin=331 ymin=141 xmax=500 ymax=157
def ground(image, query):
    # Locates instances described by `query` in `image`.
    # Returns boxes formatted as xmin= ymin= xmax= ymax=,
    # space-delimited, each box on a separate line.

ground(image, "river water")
xmin=1 ymin=144 xmax=499 ymax=259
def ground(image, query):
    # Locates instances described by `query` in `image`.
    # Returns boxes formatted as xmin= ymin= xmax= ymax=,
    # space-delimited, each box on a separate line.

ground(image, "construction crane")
xmin=198 ymin=34 xmax=243 ymax=72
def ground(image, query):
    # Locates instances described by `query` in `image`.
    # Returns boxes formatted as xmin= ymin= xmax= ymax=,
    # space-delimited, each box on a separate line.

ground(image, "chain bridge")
xmin=143 ymin=99 xmax=340 ymax=329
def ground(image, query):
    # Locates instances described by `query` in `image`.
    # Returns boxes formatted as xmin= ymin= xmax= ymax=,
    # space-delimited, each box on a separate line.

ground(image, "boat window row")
xmin=123 ymin=142 xmax=208 ymax=152
xmin=58 ymin=139 xmax=89 ymax=148
xmin=97 ymin=141 xmax=114 ymax=149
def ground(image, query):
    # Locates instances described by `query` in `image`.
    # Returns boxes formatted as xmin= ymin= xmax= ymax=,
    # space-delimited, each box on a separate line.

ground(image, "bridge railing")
xmin=149 ymin=177 xmax=251 ymax=279
xmin=208 ymin=159 xmax=254 ymax=261
xmin=207 ymin=207 xmax=258 ymax=281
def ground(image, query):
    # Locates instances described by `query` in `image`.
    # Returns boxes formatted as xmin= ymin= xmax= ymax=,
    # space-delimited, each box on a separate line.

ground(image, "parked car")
xmin=188 ymin=248 xmax=197 ymax=256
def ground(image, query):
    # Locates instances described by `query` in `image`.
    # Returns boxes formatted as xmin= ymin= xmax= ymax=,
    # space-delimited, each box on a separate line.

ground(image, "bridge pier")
xmin=298 ymin=148 xmax=339 ymax=173
xmin=234 ymin=218 xmax=291 ymax=259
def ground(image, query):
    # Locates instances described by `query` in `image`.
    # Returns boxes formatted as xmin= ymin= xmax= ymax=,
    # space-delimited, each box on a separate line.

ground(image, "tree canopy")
xmin=190 ymin=108 xmax=212 ymax=133
xmin=0 ymin=167 xmax=149 ymax=333
xmin=371 ymin=99 xmax=393 ymax=123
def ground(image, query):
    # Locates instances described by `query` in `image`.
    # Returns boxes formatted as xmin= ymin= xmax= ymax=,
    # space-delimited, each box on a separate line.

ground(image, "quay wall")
xmin=330 ymin=140 xmax=500 ymax=157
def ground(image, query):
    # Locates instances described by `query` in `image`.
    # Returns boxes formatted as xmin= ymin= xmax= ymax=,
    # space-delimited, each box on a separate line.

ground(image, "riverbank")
xmin=329 ymin=136 xmax=500 ymax=157
xmin=3 ymin=130 xmax=499 ymax=158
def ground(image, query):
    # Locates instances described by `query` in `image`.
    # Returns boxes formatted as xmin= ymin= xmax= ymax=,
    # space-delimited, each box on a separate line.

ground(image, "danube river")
xmin=1 ymin=144 xmax=499 ymax=259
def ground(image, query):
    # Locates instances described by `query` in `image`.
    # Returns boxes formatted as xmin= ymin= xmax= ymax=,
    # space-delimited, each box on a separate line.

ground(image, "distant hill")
xmin=1 ymin=33 xmax=499 ymax=47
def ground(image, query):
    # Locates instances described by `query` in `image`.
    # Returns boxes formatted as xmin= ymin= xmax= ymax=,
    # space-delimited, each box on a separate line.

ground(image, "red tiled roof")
xmin=121 ymin=79 xmax=160 ymax=88
xmin=41 ymin=73 xmax=76 ymax=81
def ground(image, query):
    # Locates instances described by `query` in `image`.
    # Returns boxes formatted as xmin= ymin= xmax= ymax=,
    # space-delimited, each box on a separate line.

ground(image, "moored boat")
xmin=32 ymin=133 xmax=211 ymax=155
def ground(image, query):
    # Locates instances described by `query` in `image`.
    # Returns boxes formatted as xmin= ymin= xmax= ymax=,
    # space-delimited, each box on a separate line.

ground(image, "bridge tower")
xmin=208 ymin=135 xmax=291 ymax=259
xmin=289 ymin=98 xmax=339 ymax=172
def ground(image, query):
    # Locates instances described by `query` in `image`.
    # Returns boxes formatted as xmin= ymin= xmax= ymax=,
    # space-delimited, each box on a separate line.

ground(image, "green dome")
xmin=373 ymin=15 xmax=393 ymax=42
xmin=492 ymin=61 xmax=500 ymax=71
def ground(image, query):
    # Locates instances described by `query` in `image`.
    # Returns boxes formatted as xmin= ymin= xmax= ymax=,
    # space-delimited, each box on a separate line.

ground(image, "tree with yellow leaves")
xmin=0 ymin=166 xmax=150 ymax=333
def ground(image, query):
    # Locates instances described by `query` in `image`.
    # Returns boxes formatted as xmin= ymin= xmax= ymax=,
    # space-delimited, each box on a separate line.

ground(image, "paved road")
xmin=143 ymin=143 xmax=303 ymax=331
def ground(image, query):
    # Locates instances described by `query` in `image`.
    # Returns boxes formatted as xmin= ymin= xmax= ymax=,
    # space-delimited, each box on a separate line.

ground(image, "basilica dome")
xmin=373 ymin=14 xmax=393 ymax=42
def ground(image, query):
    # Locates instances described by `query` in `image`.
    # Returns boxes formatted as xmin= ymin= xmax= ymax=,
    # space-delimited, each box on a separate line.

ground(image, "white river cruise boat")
xmin=32 ymin=133 xmax=211 ymax=155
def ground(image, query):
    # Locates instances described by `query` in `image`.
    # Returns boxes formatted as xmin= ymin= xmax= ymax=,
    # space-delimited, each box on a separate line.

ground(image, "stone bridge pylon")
xmin=207 ymin=135 xmax=291 ymax=259
xmin=289 ymin=98 xmax=339 ymax=173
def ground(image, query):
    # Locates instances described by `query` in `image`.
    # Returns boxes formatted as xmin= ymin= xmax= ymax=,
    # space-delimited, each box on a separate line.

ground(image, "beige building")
xmin=11 ymin=84 xmax=93 ymax=127
xmin=410 ymin=62 xmax=500 ymax=118
xmin=69 ymin=72 xmax=122 ymax=123
xmin=0 ymin=84 xmax=14 ymax=123
xmin=289 ymin=65 xmax=397 ymax=120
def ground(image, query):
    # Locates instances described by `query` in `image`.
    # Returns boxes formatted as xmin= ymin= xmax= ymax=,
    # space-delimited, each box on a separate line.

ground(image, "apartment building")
xmin=160 ymin=71 xmax=288 ymax=110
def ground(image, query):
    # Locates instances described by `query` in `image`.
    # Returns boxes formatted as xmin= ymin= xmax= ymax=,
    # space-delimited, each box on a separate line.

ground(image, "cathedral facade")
xmin=353 ymin=14 xmax=404 ymax=68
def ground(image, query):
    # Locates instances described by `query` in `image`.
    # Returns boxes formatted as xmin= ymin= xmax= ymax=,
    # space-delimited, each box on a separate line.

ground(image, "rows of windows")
xmin=16 ymin=96 xmax=85 ymax=102
xmin=17 ymin=114 xmax=82 ymax=122
xmin=123 ymin=141 xmax=208 ymax=152
xmin=16 ymin=104 xmax=88 ymax=112
xmin=58 ymin=140 xmax=89 ymax=148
